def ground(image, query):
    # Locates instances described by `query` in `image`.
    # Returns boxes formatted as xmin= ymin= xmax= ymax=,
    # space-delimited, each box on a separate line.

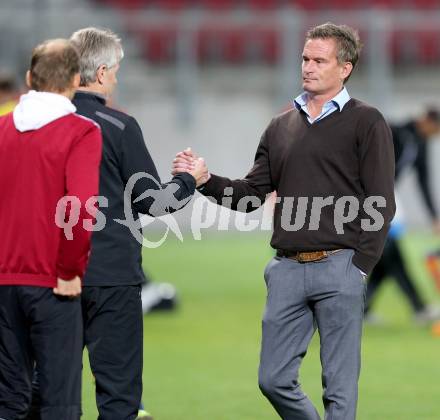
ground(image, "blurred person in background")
xmin=173 ymin=22 xmax=395 ymax=420
xmin=27 ymin=27 xmax=208 ymax=420
xmin=0 ymin=39 xmax=102 ymax=420
xmin=0 ymin=74 xmax=19 ymax=116
xmin=365 ymin=107 xmax=440 ymax=324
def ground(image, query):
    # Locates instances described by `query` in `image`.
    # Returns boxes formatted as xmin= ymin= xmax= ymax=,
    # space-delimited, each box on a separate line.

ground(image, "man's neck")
xmin=46 ymin=89 xmax=74 ymax=101
xmin=77 ymin=85 xmax=106 ymax=97
xmin=305 ymin=86 xmax=343 ymax=119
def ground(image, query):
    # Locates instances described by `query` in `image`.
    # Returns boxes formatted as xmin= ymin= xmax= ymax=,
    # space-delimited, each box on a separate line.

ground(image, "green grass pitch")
xmin=82 ymin=232 xmax=440 ymax=419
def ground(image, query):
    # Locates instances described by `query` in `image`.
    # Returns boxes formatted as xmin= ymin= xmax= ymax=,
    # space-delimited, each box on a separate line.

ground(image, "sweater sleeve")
xmin=56 ymin=124 xmax=102 ymax=280
xmin=352 ymin=114 xmax=396 ymax=274
xmin=120 ymin=117 xmax=196 ymax=216
xmin=198 ymin=121 xmax=274 ymax=212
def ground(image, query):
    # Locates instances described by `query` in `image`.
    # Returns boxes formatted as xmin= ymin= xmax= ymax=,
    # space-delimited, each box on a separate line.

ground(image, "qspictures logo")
xmin=55 ymin=173 xmax=388 ymax=248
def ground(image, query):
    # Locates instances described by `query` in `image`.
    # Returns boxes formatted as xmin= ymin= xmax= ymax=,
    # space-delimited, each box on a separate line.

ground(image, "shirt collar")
xmin=293 ymin=87 xmax=350 ymax=112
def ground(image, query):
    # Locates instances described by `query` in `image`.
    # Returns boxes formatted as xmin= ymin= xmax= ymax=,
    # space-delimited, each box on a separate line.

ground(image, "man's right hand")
xmin=53 ymin=276 xmax=82 ymax=297
xmin=172 ymin=147 xmax=211 ymax=187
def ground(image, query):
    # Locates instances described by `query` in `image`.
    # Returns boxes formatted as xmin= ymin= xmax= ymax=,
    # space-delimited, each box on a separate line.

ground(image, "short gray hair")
xmin=306 ymin=22 xmax=362 ymax=82
xmin=70 ymin=27 xmax=124 ymax=86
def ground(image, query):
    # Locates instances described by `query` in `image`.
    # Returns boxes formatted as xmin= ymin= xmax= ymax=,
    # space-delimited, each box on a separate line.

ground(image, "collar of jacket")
xmin=74 ymin=91 xmax=106 ymax=105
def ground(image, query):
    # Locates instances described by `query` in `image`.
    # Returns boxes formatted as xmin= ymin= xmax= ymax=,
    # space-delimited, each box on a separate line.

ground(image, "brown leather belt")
xmin=276 ymin=249 xmax=343 ymax=263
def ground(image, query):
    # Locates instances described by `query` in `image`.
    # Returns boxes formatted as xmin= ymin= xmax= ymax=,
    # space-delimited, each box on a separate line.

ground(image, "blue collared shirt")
xmin=293 ymin=87 xmax=351 ymax=124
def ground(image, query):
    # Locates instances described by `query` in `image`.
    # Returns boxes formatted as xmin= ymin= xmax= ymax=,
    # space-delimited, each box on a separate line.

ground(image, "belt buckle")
xmin=297 ymin=251 xmax=328 ymax=263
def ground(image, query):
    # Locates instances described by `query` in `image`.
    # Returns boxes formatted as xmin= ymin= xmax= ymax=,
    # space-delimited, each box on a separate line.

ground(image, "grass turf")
xmin=82 ymin=231 xmax=440 ymax=419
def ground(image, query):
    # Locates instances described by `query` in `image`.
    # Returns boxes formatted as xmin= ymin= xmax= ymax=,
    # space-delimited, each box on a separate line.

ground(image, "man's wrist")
xmin=197 ymin=172 xmax=211 ymax=191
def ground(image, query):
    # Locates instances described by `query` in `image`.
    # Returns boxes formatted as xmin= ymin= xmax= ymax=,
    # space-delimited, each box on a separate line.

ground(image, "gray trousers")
xmin=258 ymin=250 xmax=366 ymax=420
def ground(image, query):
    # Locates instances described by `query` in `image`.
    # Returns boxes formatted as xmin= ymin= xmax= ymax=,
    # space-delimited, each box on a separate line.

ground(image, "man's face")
xmin=301 ymin=38 xmax=351 ymax=96
xmin=102 ymin=63 xmax=119 ymax=97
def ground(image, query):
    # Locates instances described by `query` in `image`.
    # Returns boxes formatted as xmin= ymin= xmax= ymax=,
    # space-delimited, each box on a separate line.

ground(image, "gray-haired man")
xmin=173 ymin=23 xmax=395 ymax=419
xmin=71 ymin=27 xmax=207 ymax=420
xmin=29 ymin=27 xmax=207 ymax=420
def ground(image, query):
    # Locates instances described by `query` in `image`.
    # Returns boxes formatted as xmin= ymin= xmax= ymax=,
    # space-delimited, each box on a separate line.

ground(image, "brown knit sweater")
xmin=200 ymin=98 xmax=396 ymax=274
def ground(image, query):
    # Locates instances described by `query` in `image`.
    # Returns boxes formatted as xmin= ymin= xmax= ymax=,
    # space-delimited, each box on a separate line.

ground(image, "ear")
xmin=341 ymin=62 xmax=353 ymax=81
xmin=25 ymin=70 xmax=32 ymax=89
xmin=96 ymin=64 xmax=107 ymax=85
xmin=72 ymin=73 xmax=81 ymax=90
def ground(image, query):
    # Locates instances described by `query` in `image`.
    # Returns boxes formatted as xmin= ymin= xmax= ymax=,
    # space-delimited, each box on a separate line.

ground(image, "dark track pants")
xmin=26 ymin=285 xmax=143 ymax=420
xmin=82 ymin=286 xmax=143 ymax=420
xmin=0 ymin=286 xmax=82 ymax=420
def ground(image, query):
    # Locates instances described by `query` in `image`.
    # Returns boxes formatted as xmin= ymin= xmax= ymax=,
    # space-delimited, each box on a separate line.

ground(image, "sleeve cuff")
xmin=197 ymin=177 xmax=212 ymax=192
xmin=174 ymin=172 xmax=196 ymax=192
xmin=196 ymin=173 xmax=218 ymax=195
xmin=56 ymin=269 xmax=79 ymax=281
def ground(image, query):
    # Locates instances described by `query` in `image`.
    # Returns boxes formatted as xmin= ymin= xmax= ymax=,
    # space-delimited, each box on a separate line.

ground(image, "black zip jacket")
xmin=73 ymin=91 xmax=196 ymax=286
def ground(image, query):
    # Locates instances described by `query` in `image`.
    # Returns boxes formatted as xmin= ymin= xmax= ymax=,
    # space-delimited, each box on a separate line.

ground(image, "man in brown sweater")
xmin=173 ymin=23 xmax=395 ymax=420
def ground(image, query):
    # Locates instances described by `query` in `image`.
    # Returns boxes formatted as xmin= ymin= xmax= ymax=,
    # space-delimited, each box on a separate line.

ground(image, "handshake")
xmin=172 ymin=147 xmax=211 ymax=188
